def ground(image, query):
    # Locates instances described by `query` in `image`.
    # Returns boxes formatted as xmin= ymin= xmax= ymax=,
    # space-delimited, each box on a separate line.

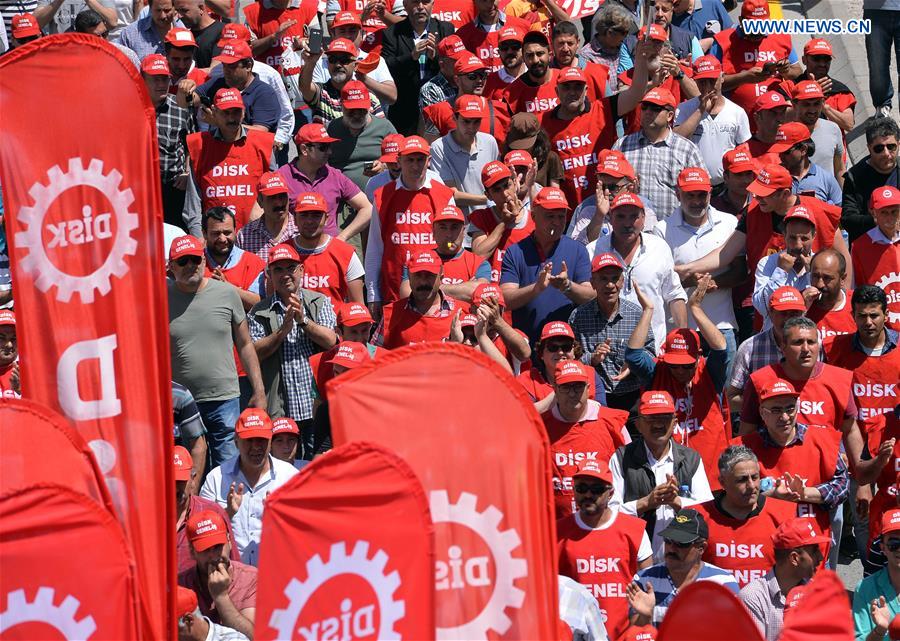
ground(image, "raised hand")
xmin=226 ymin=481 xmax=244 ymax=518
xmin=626 ymin=582 xmax=655 ymax=618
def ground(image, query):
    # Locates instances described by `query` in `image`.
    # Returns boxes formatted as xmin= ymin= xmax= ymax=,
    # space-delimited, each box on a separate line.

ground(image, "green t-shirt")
xmin=327 ymin=116 xmax=398 ymax=192
xmin=168 ymin=278 xmax=245 ymax=403
xmin=853 ymin=568 xmax=900 ymax=641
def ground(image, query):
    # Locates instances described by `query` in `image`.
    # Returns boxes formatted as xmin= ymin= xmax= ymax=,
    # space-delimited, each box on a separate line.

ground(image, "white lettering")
xmin=211 ymin=164 xmax=250 ymax=177
xmin=435 ymin=545 xmax=491 ymax=590
xmin=57 ymin=335 xmax=122 ymax=420
xmin=46 ymin=207 xmax=113 ymax=249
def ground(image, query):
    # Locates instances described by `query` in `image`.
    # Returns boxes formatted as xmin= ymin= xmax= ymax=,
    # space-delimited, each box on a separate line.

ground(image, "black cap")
xmin=659 ymin=508 xmax=709 ymax=544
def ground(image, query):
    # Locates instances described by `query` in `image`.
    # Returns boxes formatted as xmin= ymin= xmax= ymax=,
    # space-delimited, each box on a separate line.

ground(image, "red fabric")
xmin=806 ymin=290 xmax=856 ymax=342
xmin=780 ymin=569 xmax=854 ymax=641
xmin=694 ymin=497 xmax=796 ymax=587
xmin=503 ymin=69 xmax=561 ymax=115
xmin=168 ymin=67 xmax=209 ymax=94
xmin=176 ymin=495 xmax=240 ymax=573
xmin=714 ymin=28 xmax=794 ymax=113
xmin=433 ymin=0 xmax=477 ymax=28
xmin=328 ymin=343 xmax=560 ymax=639
xmin=0 ymin=34 xmax=174 ymax=638
xmin=244 ymin=1 xmax=316 ymax=74
xmin=380 ymin=296 xmax=465 ymax=349
xmin=583 ymin=62 xmax=610 ymax=101
xmin=851 ymin=231 xmax=900 ymax=330
xmin=295 ymin=236 xmax=358 ymax=306
xmin=310 ymin=344 xmax=386 ymax=402
xmin=484 ymin=70 xmax=515 ymax=100
xmin=422 ymin=98 xmax=511 ymax=144
xmin=656 ymin=581 xmax=764 ymax=641
xmin=618 ymin=66 xmax=687 ymax=135
xmin=748 ymin=362 xmax=853 ymax=432
xmin=468 ymin=206 xmax=535 ymax=282
xmin=254 ymin=441 xmax=435 ymax=640
xmin=458 ymin=16 xmax=533 ymax=72
xmin=439 ymin=250 xmax=485 ymax=285
xmin=0 ymin=362 xmax=19 ymax=398
xmin=823 ymin=333 xmax=900 ymax=421
xmin=557 ymin=511 xmax=647 ymax=639
xmin=862 ymin=411 xmax=900 ymax=548
xmin=206 ymin=250 xmax=265 ymax=290
xmin=0 ymin=484 xmax=140 ymax=639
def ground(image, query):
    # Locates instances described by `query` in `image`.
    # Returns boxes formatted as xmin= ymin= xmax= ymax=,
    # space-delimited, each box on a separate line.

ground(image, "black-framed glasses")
xmin=642 ymin=103 xmax=672 ymax=113
xmin=574 ymin=483 xmax=611 ymax=495
xmin=664 ymin=538 xmax=695 ymax=549
xmin=872 ymin=143 xmax=898 ymax=153
xmin=328 ymin=55 xmax=355 ymax=65
xmin=175 ymin=256 xmax=202 ymax=267
xmin=544 ymin=341 xmax=575 ymax=353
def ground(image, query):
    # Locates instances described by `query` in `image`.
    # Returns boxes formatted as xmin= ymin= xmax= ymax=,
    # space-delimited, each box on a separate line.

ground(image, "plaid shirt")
xmin=309 ymin=80 xmax=385 ymax=127
xmin=612 ymin=129 xmax=705 ymax=220
xmin=738 ymin=572 xmax=786 ymax=641
xmin=569 ymin=298 xmax=654 ymax=396
xmin=420 ymin=73 xmax=457 ymax=110
xmin=236 ymin=216 xmax=298 ymax=263
xmin=756 ymin=422 xmax=849 ymax=510
xmin=156 ymin=94 xmax=195 ymax=185
xmin=247 ymin=293 xmax=336 ymax=421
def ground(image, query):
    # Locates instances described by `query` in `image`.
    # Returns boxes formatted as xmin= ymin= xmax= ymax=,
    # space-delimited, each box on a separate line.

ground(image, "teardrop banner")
xmin=254 ymin=441 xmax=435 ymax=641
xmin=0 ymin=34 xmax=173 ymax=638
xmin=328 ymin=343 xmax=559 ymax=640
xmin=656 ymin=581 xmax=763 ymax=641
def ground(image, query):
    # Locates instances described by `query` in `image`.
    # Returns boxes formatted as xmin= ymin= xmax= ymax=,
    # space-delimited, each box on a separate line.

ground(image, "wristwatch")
xmin=674 ymin=69 xmax=685 ymax=80
xmin=299 ymin=317 xmax=310 ymax=329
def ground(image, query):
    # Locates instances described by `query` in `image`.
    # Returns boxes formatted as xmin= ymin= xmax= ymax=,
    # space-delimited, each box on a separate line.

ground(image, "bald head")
xmin=810 ymin=248 xmax=846 ymax=305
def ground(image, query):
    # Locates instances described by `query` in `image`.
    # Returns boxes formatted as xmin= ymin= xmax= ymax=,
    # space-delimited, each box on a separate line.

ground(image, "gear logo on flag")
xmin=14 ymin=158 xmax=139 ymax=303
xmin=269 ymin=540 xmax=405 ymax=640
xmin=429 ymin=490 xmax=528 ymax=640
xmin=875 ymin=271 xmax=900 ymax=325
xmin=0 ymin=588 xmax=97 ymax=640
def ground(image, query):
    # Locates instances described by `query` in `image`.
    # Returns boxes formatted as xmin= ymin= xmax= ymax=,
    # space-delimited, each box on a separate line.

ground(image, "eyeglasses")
xmin=308 ymin=143 xmax=332 ymax=152
xmin=885 ymin=538 xmax=900 ymax=552
xmin=664 ymin=538 xmax=695 ymax=549
xmin=175 ymin=256 xmax=202 ymax=267
xmin=762 ymin=405 xmax=797 ymax=417
xmin=642 ymin=103 xmax=672 ymax=113
xmin=544 ymin=341 xmax=575 ymax=353
xmin=464 ymin=72 xmax=488 ymax=81
xmin=601 ymin=181 xmax=631 ymax=195
xmin=574 ymin=483 xmax=611 ymax=495
xmin=872 ymin=143 xmax=898 ymax=153
xmin=328 ymin=55 xmax=355 ymax=65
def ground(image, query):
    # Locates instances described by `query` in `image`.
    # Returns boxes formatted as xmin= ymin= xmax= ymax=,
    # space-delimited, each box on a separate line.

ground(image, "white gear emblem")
xmin=269 ymin=540 xmax=405 ymax=640
xmin=15 ymin=158 xmax=139 ymax=303
xmin=875 ymin=271 xmax=900 ymax=325
xmin=0 ymin=588 xmax=97 ymax=640
xmin=429 ymin=490 xmax=528 ymax=640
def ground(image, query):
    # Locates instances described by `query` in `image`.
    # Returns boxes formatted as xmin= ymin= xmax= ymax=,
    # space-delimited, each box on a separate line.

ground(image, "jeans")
xmin=197 ymin=397 xmax=240 ymax=469
xmin=865 ymin=9 xmax=900 ymax=108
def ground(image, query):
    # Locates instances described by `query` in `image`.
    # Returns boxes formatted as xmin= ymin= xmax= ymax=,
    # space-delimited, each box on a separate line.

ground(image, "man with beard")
xmin=203 ymin=207 xmax=265 ymax=312
xmin=236 ymin=172 xmax=298 ymax=264
xmin=841 ymin=118 xmax=900 ymax=243
xmin=806 ymin=249 xmax=856 ymax=341
xmin=503 ymin=31 xmax=560 ymax=117
xmin=171 ymin=0 xmax=223 ymax=68
xmin=483 ymin=26 xmax=525 ymax=100
xmin=168 ymin=236 xmax=267 ymax=468
xmin=165 ymin=28 xmax=209 ymax=91
xmin=557 ymin=460 xmax=653 ymax=640
xmin=457 ymin=0 xmax=533 ymax=72
xmin=747 ymin=91 xmax=792 ymax=162
xmin=771 ymin=121 xmax=842 ymax=206
xmin=800 ymin=38 xmax=856 ymax=135
xmin=177 ymin=509 xmax=257 ymax=637
xmin=119 ymin=0 xmax=182 ymax=60
xmin=0 ymin=310 xmax=19 ymax=398
xmin=790 ymin=81 xmax=844 ymax=182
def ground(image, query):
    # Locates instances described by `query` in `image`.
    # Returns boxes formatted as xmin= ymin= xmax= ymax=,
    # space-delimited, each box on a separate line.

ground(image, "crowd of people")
xmin=1 ymin=0 xmax=899 ymax=638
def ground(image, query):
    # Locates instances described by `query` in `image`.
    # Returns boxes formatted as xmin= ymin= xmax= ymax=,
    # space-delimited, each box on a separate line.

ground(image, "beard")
xmin=332 ymin=69 xmax=350 ymax=84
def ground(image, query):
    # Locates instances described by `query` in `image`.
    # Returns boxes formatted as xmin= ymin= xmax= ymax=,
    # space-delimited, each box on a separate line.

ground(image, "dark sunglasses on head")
xmin=175 ymin=256 xmax=202 ymax=267
xmin=872 ymin=143 xmax=898 ymax=153
xmin=885 ymin=538 xmax=900 ymax=552
xmin=328 ymin=55 xmax=355 ymax=65
xmin=574 ymin=482 xmax=611 ymax=495
xmin=664 ymin=538 xmax=695 ymax=549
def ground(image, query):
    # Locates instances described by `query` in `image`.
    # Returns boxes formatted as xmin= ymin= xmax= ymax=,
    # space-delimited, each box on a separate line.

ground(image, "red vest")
xmin=824 ymin=333 xmax=900 ymax=421
xmin=186 ymin=130 xmax=274 ymax=230
xmin=484 ymin=70 xmax=515 ymax=100
xmin=422 ymin=98 xmax=510 ymax=144
xmin=557 ymin=511 xmax=647 ymax=639
xmin=468 ymin=206 xmax=534 ymax=282
xmin=0 ymin=362 xmax=20 ymax=399
xmin=457 ymin=16 xmax=532 ymax=72
xmin=502 ymin=69 xmax=560 ymax=115
xmin=694 ymin=497 xmax=796 ymax=588
xmin=750 ymin=363 xmax=853 ymax=432
xmin=432 ymin=0 xmax=476 ymax=28
xmin=374 ymin=180 xmax=454 ymax=303
xmin=438 ymin=250 xmax=484 ymax=285
xmin=243 ymin=1 xmax=316 ymax=74
xmin=515 ymin=364 xmax=597 ymax=401
xmin=651 ymin=358 xmax=730 ymax=491
xmin=851 ymin=230 xmax=900 ymax=330
xmin=807 ymin=291 xmax=856 ymax=342
xmin=294 ymin=236 xmax=357 ymax=306
xmin=714 ymin=28 xmax=794 ymax=113
xmin=380 ymin=295 xmax=464 ymax=349
xmin=864 ymin=411 xmax=899 ymax=547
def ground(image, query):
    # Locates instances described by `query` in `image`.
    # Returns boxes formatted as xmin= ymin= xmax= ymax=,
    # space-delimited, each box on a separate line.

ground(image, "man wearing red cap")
xmin=165 ymin=27 xmax=208 ymax=91
xmin=457 ymin=0 xmax=533 ymax=73
xmin=176 ymin=584 xmax=248 ymax=640
xmin=557 ymin=460 xmax=653 ymax=640
xmin=858 ymin=409 xmax=899 ymax=570
xmin=483 ymin=27 xmax=526 ymax=99
xmin=243 ymin=0 xmax=316 ymax=74
xmin=842 ymin=118 xmax=900 ymax=243
xmin=503 ymin=31 xmax=561 ymax=116
xmin=851 ymin=186 xmax=900 ymax=330
xmin=118 ymin=0 xmax=181 ymax=60
xmin=739 ymin=516 xmax=829 ymax=640
xmin=853 ymin=508 xmax=900 ymax=641
xmin=747 ymin=90 xmax=793 ymax=162
xmin=0 ymin=310 xmax=19 ymax=399
xmin=791 ymin=80 xmax=845 ymax=182
xmin=269 ymin=416 xmax=303 ymax=467
xmin=800 ymin=38 xmax=856 ymax=135
xmin=419 ymin=34 xmax=466 ymax=109
xmin=236 ymin=172 xmax=298 ymax=263
xmin=169 ymin=0 xmax=221 ymax=68
xmin=469 ymin=282 xmax=532 ymax=369
xmin=177 ymin=509 xmax=257 ymax=636
xmin=771 ymin=121 xmax=842 ymax=206
xmin=711 ymin=144 xmax=757 ymax=219
xmin=363 ymin=133 xmax=441 ymax=202
xmin=10 ymin=12 xmax=40 ymax=46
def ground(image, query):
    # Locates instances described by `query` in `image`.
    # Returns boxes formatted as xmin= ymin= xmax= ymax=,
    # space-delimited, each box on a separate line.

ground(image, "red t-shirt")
xmin=0 ymin=362 xmax=19 ymax=399
xmin=502 ymin=68 xmax=560 ymax=115
xmin=806 ymin=290 xmax=856 ymax=343
xmin=457 ymin=15 xmax=533 ymax=72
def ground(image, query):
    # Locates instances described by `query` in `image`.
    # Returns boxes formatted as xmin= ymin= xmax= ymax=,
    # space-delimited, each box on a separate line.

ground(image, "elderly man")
xmin=841 ymin=117 xmax=900 ymax=242
xmin=806 ymin=249 xmax=855 ymax=341
xmin=236 ymin=172 xmax=298 ymax=264
xmin=772 ymin=122 xmax=842 ymax=206
xmin=176 ymin=584 xmax=249 ymax=641
xmin=119 ymin=0 xmax=181 ymax=60
xmin=168 ymin=236 xmax=266 ymax=468
xmin=610 ymin=391 xmax=714 ymax=560
xmin=177 ymin=509 xmax=257 ymax=638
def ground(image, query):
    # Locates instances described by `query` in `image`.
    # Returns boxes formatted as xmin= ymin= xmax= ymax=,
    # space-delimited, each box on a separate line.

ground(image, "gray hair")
xmin=593 ymin=2 xmax=636 ymax=38
xmin=717 ymin=445 xmax=758 ymax=477
xmin=782 ymin=315 xmax=817 ymax=338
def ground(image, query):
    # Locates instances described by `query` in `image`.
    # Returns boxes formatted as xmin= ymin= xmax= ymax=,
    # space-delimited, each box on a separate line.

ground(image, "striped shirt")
xmin=309 ymin=80 xmax=385 ymax=128
xmin=1 ymin=0 xmax=37 ymax=44
xmin=631 ymin=562 xmax=739 ymax=626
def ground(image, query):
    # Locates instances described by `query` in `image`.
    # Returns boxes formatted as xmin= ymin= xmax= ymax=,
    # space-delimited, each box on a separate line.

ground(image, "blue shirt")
xmin=199 ymin=76 xmax=281 ymax=133
xmin=792 ymin=162 xmax=843 ymax=206
xmin=672 ymin=0 xmax=734 ymax=40
xmin=631 ymin=562 xmax=739 ymax=626
xmin=118 ymin=16 xmax=184 ymax=61
xmin=500 ymin=235 xmax=592 ymax=343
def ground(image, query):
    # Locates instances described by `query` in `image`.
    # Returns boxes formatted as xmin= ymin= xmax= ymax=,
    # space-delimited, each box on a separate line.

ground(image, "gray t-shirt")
xmin=810 ymin=118 xmax=844 ymax=178
xmin=429 ymin=131 xmax=499 ymax=216
xmin=168 ymin=278 xmax=245 ymax=403
xmin=327 ymin=115 xmax=398 ymax=192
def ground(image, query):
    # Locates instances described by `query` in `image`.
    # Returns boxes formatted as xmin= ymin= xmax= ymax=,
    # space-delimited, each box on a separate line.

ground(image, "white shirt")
xmin=674 ymin=96 xmax=751 ymax=185
xmin=204 ymin=617 xmax=250 ymax=641
xmin=751 ymin=252 xmax=811 ymax=330
xmin=200 ymin=454 xmax=299 ymax=566
xmin=208 ymin=61 xmax=296 ymax=145
xmin=655 ymin=205 xmax=738 ymax=330
xmin=586 ymin=232 xmax=688 ymax=352
xmin=566 ymin=195 xmax=662 ymax=244
xmin=608 ymin=441 xmax=713 ymax=562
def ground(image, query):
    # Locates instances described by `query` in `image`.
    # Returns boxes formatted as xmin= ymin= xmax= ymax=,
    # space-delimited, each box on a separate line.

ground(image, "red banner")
xmin=656 ymin=582 xmax=763 ymax=641
xmin=255 ymin=441 xmax=435 ymax=641
xmin=0 ymin=484 xmax=140 ymax=640
xmin=328 ymin=344 xmax=559 ymax=640
xmin=0 ymin=35 xmax=173 ymax=637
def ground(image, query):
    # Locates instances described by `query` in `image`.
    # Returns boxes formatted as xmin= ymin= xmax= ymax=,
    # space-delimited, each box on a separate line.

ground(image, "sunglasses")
xmin=872 ymin=143 xmax=898 ymax=153
xmin=642 ymin=103 xmax=672 ymax=113
xmin=545 ymin=341 xmax=575 ymax=352
xmin=762 ymin=405 xmax=797 ymax=417
xmin=601 ymin=181 xmax=630 ymax=195
xmin=464 ymin=72 xmax=488 ymax=81
xmin=664 ymin=538 xmax=695 ymax=549
xmin=885 ymin=538 xmax=900 ymax=552
xmin=574 ymin=482 xmax=611 ymax=495
xmin=308 ymin=143 xmax=332 ymax=151
xmin=328 ymin=55 xmax=355 ymax=65
xmin=175 ymin=256 xmax=202 ymax=267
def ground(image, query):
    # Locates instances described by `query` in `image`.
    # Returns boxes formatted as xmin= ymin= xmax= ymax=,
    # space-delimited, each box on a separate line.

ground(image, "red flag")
xmin=329 ymin=344 xmax=559 ymax=640
xmin=0 ymin=35 xmax=173 ymax=637
xmin=254 ymin=441 xmax=435 ymax=640
xmin=0 ymin=484 xmax=140 ymax=639
xmin=656 ymin=582 xmax=763 ymax=641
xmin=781 ymin=570 xmax=853 ymax=641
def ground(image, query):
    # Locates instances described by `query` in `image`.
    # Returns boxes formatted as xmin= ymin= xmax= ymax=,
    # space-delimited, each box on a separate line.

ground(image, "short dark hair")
xmin=201 ymin=206 xmax=235 ymax=232
xmin=552 ymin=20 xmax=579 ymax=41
xmin=782 ymin=315 xmax=817 ymax=338
xmin=522 ymin=31 xmax=550 ymax=49
xmin=852 ymin=284 xmax=888 ymax=313
xmin=802 ymin=138 xmax=816 ymax=158
xmin=74 ymin=9 xmax=103 ymax=32
xmin=866 ymin=116 xmax=900 ymax=144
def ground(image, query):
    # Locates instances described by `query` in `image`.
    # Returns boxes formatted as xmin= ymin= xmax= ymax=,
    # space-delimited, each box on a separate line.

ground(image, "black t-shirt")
xmin=193 ymin=21 xmax=224 ymax=69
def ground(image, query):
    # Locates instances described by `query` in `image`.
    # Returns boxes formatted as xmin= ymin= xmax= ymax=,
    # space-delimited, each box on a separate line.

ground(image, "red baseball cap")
xmin=610 ymin=191 xmax=645 ymax=211
xmin=753 ymin=90 xmax=791 ymax=112
xmin=400 ymin=135 xmax=430 ymax=156
xmin=341 ymin=80 xmax=370 ymax=110
xmin=215 ymin=40 xmax=252 ymax=63
xmin=0 ymin=310 xmax=15 ymax=327
xmin=541 ymin=320 xmax=575 ymax=341
xmin=176 ymin=586 xmax=198 ymax=618
xmin=504 ymin=149 xmax=533 ymax=167
xmin=792 ymin=79 xmax=825 ymax=101
xmin=557 ymin=66 xmax=587 ymax=85
xmin=214 ymin=87 xmax=244 ymax=110
xmin=638 ymin=23 xmax=667 ymax=41
xmin=804 ymin=38 xmax=833 ymax=57
xmin=169 ymin=235 xmax=204 ymax=261
xmin=723 ymin=144 xmax=758 ymax=174
xmin=769 ymin=286 xmax=806 ymax=312
xmin=329 ymin=341 xmax=371 ymax=369
xmin=11 ymin=13 xmax=39 ymax=39
xmin=235 ymin=408 xmax=274 ymax=440
xmin=869 ymin=185 xmax=900 ymax=210
xmin=459 ymin=313 xmax=479 ymax=328
xmin=661 ymin=328 xmax=701 ymax=365
xmin=141 ymin=53 xmax=170 ymax=76
xmin=472 ymin=282 xmax=505 ymax=307
xmin=533 ymin=186 xmax=569 ymax=210
xmin=332 ymin=10 xmax=362 ymax=27
xmin=677 ymin=167 xmax=712 ymax=192
xmin=379 ymin=133 xmax=404 ymax=163
xmin=408 ymin=250 xmax=441 ymax=274
xmin=455 ymin=94 xmax=486 ymax=118
xmin=555 ymin=360 xmax=590 ymax=385
xmin=573 ymin=460 xmax=613 ymax=484
xmin=783 ymin=204 xmax=817 ymax=228
xmin=338 ymin=302 xmax=373 ymax=326
xmin=455 ymin=53 xmax=486 ymax=74
xmin=598 ymin=150 xmax=636 ymax=180
xmin=268 ymin=243 xmax=301 ymax=265
xmin=326 ymin=37 xmax=359 ymax=56
xmin=295 ymin=191 xmax=328 ymax=213
xmin=295 ymin=123 xmax=338 ymax=145
xmin=641 ymin=87 xmax=676 ymax=109
xmin=741 ymin=0 xmax=769 ymax=20
xmin=434 ymin=205 xmax=466 ymax=223
xmin=186 ymin=510 xmax=228 ymax=551
xmin=692 ymin=55 xmax=722 ymax=80
xmin=639 ymin=390 xmax=676 ymax=415
xmin=219 ymin=23 xmax=251 ymax=42
xmin=437 ymin=34 xmax=467 ymax=58
xmin=498 ymin=25 xmax=525 ymax=44
xmin=747 ymin=163 xmax=792 ymax=197
xmin=591 ymin=252 xmax=624 ymax=273
xmin=482 ymin=160 xmax=512 ymax=188
xmin=772 ymin=517 xmax=831 ymax=549
xmin=165 ymin=27 xmax=197 ymax=48
xmin=173 ymin=445 xmax=193 ymax=481
xmin=759 ymin=378 xmax=800 ymax=401
xmin=272 ymin=417 xmax=300 ymax=435
xmin=883 ymin=508 xmax=900 ymax=535
xmin=258 ymin=171 xmax=289 ymax=196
